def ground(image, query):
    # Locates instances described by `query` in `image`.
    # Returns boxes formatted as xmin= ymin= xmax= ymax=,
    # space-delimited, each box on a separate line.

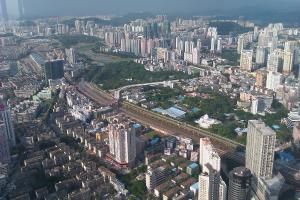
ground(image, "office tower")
xmin=240 ymin=50 xmax=253 ymax=71
xmin=152 ymin=22 xmax=158 ymax=38
xmin=266 ymin=71 xmax=283 ymax=91
xmin=108 ymin=122 xmax=136 ymax=166
xmin=0 ymin=103 xmax=15 ymax=147
xmin=143 ymin=23 xmax=153 ymax=39
xmin=199 ymin=166 xmax=220 ymax=200
xmin=256 ymin=46 xmax=266 ymax=65
xmin=44 ymin=59 xmax=64 ymax=82
xmin=237 ymin=36 xmax=244 ymax=54
xmin=0 ymin=123 xmax=10 ymax=164
xmin=255 ymin=70 xmax=268 ymax=88
xmin=0 ymin=0 xmax=7 ymax=21
xmin=246 ymin=120 xmax=276 ymax=180
xmin=282 ymin=51 xmax=293 ymax=75
xmin=216 ymin=38 xmax=222 ymax=53
xmin=65 ymin=48 xmax=76 ymax=64
xmin=210 ymin=37 xmax=215 ymax=52
xmin=228 ymin=167 xmax=252 ymax=200
xmin=161 ymin=20 xmax=171 ymax=36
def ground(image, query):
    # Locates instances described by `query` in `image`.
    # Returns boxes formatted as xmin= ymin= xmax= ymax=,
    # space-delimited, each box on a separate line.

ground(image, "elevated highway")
xmin=113 ymin=80 xmax=179 ymax=99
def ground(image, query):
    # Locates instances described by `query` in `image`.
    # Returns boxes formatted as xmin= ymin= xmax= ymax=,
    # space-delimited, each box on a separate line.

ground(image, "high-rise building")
xmin=140 ymin=38 xmax=147 ymax=57
xmin=246 ymin=120 xmax=276 ymax=180
xmin=253 ymin=26 xmax=259 ymax=40
xmin=108 ymin=121 xmax=136 ymax=166
xmin=6 ymin=0 xmax=25 ymax=19
xmin=0 ymin=123 xmax=10 ymax=164
xmin=237 ymin=36 xmax=244 ymax=54
xmin=43 ymin=59 xmax=64 ymax=82
xmin=282 ymin=51 xmax=293 ymax=75
xmin=65 ymin=48 xmax=76 ymax=64
xmin=0 ymin=0 xmax=7 ymax=21
xmin=199 ymin=138 xmax=223 ymax=200
xmin=256 ymin=46 xmax=266 ymax=65
xmin=197 ymin=39 xmax=202 ymax=50
xmin=199 ymin=173 xmax=210 ymax=200
xmin=198 ymin=166 xmax=220 ymax=200
xmin=284 ymin=41 xmax=297 ymax=52
xmin=255 ymin=70 xmax=268 ymax=88
xmin=199 ymin=137 xmax=221 ymax=173
xmin=266 ymin=71 xmax=283 ymax=91
xmin=228 ymin=167 xmax=252 ymax=200
xmin=219 ymin=177 xmax=227 ymax=200
xmin=210 ymin=37 xmax=215 ymax=52
xmin=293 ymin=122 xmax=300 ymax=148
xmin=192 ymin=48 xmax=200 ymax=65
xmin=251 ymin=97 xmax=267 ymax=115
xmin=0 ymin=103 xmax=15 ymax=147
xmin=216 ymin=38 xmax=222 ymax=53
xmin=240 ymin=50 xmax=253 ymax=71
xmin=267 ymin=49 xmax=284 ymax=72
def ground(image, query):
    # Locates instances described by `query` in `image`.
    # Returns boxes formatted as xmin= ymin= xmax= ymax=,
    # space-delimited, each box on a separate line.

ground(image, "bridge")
xmin=113 ymin=80 xmax=179 ymax=99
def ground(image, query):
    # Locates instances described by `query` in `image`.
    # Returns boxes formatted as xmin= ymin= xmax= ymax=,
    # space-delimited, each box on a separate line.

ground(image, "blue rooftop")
xmin=150 ymin=137 xmax=160 ymax=145
xmin=132 ymin=123 xmax=141 ymax=129
xmin=165 ymin=107 xmax=186 ymax=118
xmin=177 ymin=95 xmax=185 ymax=102
xmin=191 ymin=107 xmax=200 ymax=113
xmin=152 ymin=108 xmax=165 ymax=113
xmin=152 ymin=107 xmax=186 ymax=119
xmin=190 ymin=182 xmax=199 ymax=190
xmin=188 ymin=163 xmax=199 ymax=169
xmin=278 ymin=151 xmax=294 ymax=162
xmin=272 ymin=125 xmax=280 ymax=130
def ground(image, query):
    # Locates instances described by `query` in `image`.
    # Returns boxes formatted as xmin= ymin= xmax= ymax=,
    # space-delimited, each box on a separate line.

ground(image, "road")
xmin=76 ymin=81 xmax=245 ymax=165
xmin=77 ymin=81 xmax=117 ymax=106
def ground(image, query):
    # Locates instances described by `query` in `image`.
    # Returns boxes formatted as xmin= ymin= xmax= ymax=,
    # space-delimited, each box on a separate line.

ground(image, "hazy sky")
xmin=7 ymin=0 xmax=300 ymax=17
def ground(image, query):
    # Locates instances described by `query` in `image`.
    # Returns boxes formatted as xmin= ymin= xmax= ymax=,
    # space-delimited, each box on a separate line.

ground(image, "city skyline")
xmin=1 ymin=0 xmax=300 ymax=19
xmin=1 ymin=1 xmax=300 ymax=199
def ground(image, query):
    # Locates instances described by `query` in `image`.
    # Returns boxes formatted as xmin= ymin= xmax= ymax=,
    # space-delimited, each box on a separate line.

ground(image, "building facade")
xmin=228 ymin=167 xmax=252 ymax=200
xmin=246 ymin=120 xmax=276 ymax=180
xmin=108 ymin=122 xmax=136 ymax=166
